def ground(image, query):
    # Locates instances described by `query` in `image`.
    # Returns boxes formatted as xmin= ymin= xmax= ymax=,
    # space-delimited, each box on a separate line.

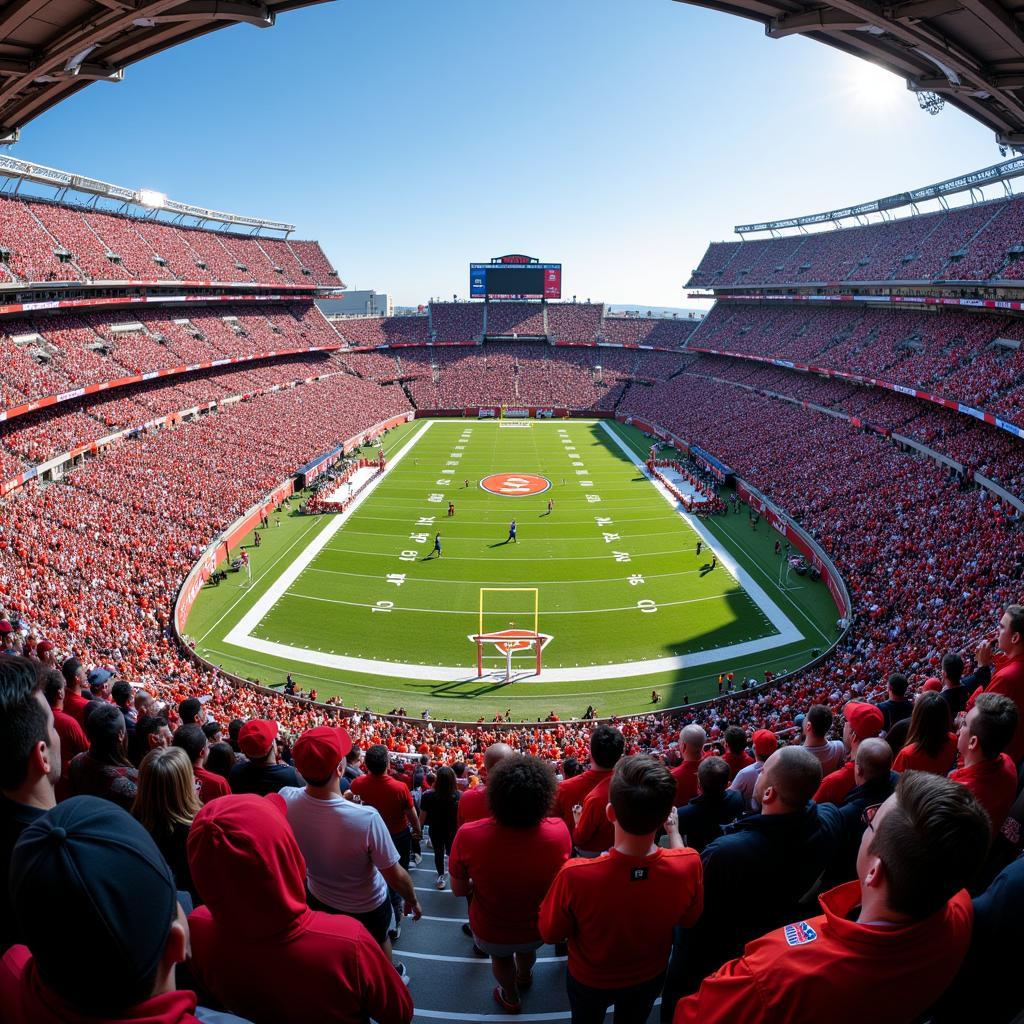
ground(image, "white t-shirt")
xmin=804 ymin=739 xmax=846 ymax=776
xmin=278 ymin=787 xmax=399 ymax=912
xmin=730 ymin=760 xmax=764 ymax=812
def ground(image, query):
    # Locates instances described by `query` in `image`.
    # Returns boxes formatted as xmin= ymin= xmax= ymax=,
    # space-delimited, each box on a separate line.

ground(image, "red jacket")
xmin=949 ymin=754 xmax=1018 ymax=836
xmin=0 ymin=945 xmax=203 ymax=1024
xmin=194 ymin=765 xmax=230 ymax=805
xmin=187 ymin=794 xmax=413 ymax=1024
xmin=967 ymin=653 xmax=1024 ymax=765
xmin=456 ymin=784 xmax=489 ymax=826
xmin=674 ymin=881 xmax=973 ymax=1024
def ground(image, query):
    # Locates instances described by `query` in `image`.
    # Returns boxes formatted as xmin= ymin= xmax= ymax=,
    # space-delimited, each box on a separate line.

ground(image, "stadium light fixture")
xmin=137 ymin=188 xmax=167 ymax=209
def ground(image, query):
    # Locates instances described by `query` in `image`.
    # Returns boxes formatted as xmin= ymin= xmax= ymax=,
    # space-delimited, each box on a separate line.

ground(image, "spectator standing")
xmin=173 ymin=724 xmax=230 ymax=804
xmin=61 ymin=657 xmax=92 ymax=725
xmin=228 ymin=720 xmax=301 ymax=795
xmin=676 ymin=756 xmax=744 ymax=851
xmin=966 ymin=604 xmax=1024 ymax=765
xmin=720 ymin=726 xmax=753 ymax=781
xmin=814 ymin=702 xmax=884 ymax=805
xmin=133 ymin=746 xmax=203 ymax=903
xmin=729 ymin=729 xmax=777 ymax=813
xmin=938 ymin=653 xmax=968 ymax=718
xmin=131 ymin=714 xmax=172 ymax=768
xmin=673 ymin=773 xmax=991 ymax=1024
xmin=458 ymin=742 xmax=513 ymax=826
xmin=553 ymin=726 xmax=623 ymax=832
xmin=949 ymin=692 xmax=1019 ymax=836
xmin=68 ymin=702 xmax=139 ymax=811
xmin=277 ymin=727 xmax=420 ymax=983
xmin=420 ymin=764 xmax=460 ymax=888
xmin=204 ymin=741 xmax=236 ymax=782
xmin=662 ymin=746 xmax=829 ymax=1014
xmin=39 ymin=665 xmax=87 ymax=800
xmin=187 ymin=794 xmax=414 ymax=1024
xmin=0 ymin=657 xmax=59 ymax=953
xmin=351 ymin=743 xmax=422 ymax=939
xmin=802 ymin=704 xmax=846 ymax=775
xmin=876 ymin=672 xmax=913 ymax=732
xmin=450 ymin=756 xmax=572 ymax=1014
xmin=670 ymin=725 xmax=707 ymax=807
xmin=892 ymin=692 xmax=957 ymax=775
xmin=540 ymin=756 xmax=703 ymax=1024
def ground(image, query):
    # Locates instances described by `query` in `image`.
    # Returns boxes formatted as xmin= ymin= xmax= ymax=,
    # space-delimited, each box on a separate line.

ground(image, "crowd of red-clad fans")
xmin=688 ymin=189 xmax=1024 ymax=286
xmin=0 ymin=193 xmax=338 ymax=287
xmin=1 ymin=605 xmax=1022 ymax=1023
xmin=692 ymin=301 xmax=1024 ymax=430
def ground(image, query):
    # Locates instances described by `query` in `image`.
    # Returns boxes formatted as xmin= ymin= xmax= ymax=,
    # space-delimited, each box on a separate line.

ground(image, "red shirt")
xmin=63 ymin=691 xmax=91 ymax=726
xmin=554 ymin=768 xmax=611 ymax=831
xmin=539 ymin=847 xmax=703 ymax=988
xmin=350 ymin=773 xmax=415 ymax=834
xmin=449 ymin=817 xmax=571 ymax=945
xmin=573 ymin=775 xmax=613 ymax=853
xmin=52 ymin=708 xmax=88 ymax=801
xmin=672 ymin=761 xmax=700 ymax=806
xmin=195 ymin=765 xmax=231 ymax=804
xmin=949 ymin=754 xmax=1017 ymax=836
xmin=967 ymin=653 xmax=1024 ymax=765
xmin=813 ymin=761 xmax=855 ymax=805
xmin=892 ymin=734 xmax=957 ymax=776
xmin=674 ymin=881 xmax=973 ymax=1024
xmin=722 ymin=751 xmax=754 ymax=781
xmin=456 ymin=784 xmax=489 ymax=826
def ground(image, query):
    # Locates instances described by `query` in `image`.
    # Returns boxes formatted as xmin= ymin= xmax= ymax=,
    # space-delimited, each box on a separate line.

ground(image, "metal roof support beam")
xmin=767 ymin=9 xmax=867 ymax=35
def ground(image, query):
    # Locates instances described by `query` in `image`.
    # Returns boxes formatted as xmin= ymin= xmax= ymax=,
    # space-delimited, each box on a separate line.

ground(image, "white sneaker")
xmin=410 ymin=853 xmax=422 ymax=866
xmin=395 ymin=962 xmax=409 ymax=986
xmin=435 ymin=873 xmax=447 ymax=890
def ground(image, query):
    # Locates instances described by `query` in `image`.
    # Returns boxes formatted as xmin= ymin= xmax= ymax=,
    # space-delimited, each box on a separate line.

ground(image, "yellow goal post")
xmin=475 ymin=587 xmax=541 ymax=677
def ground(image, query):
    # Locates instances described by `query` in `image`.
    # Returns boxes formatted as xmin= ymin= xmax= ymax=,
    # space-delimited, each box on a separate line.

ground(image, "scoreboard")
xmin=470 ymin=259 xmax=561 ymax=299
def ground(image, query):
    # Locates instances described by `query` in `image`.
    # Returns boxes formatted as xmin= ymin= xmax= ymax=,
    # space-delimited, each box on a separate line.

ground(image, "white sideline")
xmin=224 ymin=420 xmax=804 ymax=683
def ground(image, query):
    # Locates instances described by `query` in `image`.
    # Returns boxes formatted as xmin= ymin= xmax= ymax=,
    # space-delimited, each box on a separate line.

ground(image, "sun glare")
xmin=844 ymin=59 xmax=906 ymax=112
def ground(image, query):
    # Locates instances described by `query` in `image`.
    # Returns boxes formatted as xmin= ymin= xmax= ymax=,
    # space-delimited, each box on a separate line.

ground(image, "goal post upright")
xmin=476 ymin=587 xmax=541 ymax=677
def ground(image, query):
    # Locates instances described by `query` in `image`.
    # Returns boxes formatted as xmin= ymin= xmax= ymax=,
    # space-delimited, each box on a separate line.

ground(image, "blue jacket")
xmin=676 ymin=790 xmax=745 ymax=852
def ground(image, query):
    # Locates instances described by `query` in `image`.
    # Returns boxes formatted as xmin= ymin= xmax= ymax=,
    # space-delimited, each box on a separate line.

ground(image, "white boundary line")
xmin=224 ymin=420 xmax=803 ymax=683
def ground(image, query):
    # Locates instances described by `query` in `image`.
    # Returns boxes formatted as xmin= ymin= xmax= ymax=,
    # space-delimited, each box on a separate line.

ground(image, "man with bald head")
xmin=672 ymin=724 xmax=708 ymax=807
xmin=458 ymin=743 xmax=513 ymax=826
xmin=662 ymin=745 xmax=838 ymax=1018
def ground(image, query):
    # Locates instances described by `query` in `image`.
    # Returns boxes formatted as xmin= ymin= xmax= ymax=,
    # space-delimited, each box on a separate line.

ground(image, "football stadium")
xmin=0 ymin=1 xmax=1022 ymax=1023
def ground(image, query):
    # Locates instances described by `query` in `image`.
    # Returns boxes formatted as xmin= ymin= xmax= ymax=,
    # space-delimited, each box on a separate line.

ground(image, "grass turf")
xmin=186 ymin=419 xmax=839 ymax=719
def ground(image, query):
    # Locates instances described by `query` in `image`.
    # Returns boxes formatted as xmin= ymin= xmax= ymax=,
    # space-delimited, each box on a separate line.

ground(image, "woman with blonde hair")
xmin=133 ymin=744 xmax=203 ymax=902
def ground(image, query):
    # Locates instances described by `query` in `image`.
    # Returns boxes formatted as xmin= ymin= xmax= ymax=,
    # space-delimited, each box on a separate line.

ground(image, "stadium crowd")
xmin=688 ymin=189 xmax=1024 ymax=286
xmin=0 ymin=193 xmax=338 ymax=287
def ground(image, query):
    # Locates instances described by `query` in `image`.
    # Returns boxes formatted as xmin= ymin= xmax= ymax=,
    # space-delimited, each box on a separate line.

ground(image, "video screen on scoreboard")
xmin=470 ymin=263 xmax=561 ymax=299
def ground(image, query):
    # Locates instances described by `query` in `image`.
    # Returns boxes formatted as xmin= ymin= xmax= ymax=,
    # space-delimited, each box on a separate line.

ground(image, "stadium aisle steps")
xmin=401 ymin=864 xmax=660 ymax=1022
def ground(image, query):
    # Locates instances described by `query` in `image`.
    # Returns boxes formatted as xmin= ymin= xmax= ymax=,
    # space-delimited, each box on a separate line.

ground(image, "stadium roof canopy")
xmin=0 ymin=0 xmax=329 ymax=140
xmin=672 ymin=0 xmax=1024 ymax=146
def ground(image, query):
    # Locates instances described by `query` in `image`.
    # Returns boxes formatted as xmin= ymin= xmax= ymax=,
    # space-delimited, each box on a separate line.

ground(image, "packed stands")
xmin=688 ymin=190 xmax=1024 ymax=286
xmin=693 ymin=301 xmax=1024 ymax=428
xmin=601 ymin=315 xmax=700 ymax=348
xmin=486 ymin=301 xmax=547 ymax=336
xmin=332 ymin=315 xmax=431 ymax=347
xmin=431 ymin=301 xmax=485 ymax=342
xmin=546 ymin=301 xmax=604 ymax=342
xmin=0 ymin=193 xmax=338 ymax=287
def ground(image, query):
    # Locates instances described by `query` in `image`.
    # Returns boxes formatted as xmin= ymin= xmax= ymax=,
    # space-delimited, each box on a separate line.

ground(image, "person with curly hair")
xmin=449 ymin=755 xmax=571 ymax=1014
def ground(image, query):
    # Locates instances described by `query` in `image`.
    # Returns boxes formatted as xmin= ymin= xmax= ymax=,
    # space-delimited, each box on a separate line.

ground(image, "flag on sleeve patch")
xmin=784 ymin=922 xmax=817 ymax=947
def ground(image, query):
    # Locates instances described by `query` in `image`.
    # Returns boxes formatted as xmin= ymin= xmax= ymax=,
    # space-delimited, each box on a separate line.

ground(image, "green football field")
xmin=186 ymin=419 xmax=839 ymax=718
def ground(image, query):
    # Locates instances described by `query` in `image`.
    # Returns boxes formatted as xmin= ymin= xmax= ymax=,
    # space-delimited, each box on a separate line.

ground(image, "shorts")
xmin=307 ymin=891 xmax=393 ymax=944
xmin=472 ymin=934 xmax=544 ymax=957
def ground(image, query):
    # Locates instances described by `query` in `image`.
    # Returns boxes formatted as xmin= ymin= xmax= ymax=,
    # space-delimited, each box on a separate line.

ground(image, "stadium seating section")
xmin=0 ymin=193 xmax=337 ymax=286
xmin=689 ymin=190 xmax=1024 ymax=286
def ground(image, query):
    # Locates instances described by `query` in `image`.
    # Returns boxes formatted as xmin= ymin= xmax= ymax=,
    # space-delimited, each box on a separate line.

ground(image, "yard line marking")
xmin=223 ymin=421 xmax=434 ymax=653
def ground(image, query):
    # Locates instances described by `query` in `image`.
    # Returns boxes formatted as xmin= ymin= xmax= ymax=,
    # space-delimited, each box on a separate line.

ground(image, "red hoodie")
xmin=187 ymin=794 xmax=413 ymax=1024
xmin=0 ymin=946 xmax=202 ymax=1024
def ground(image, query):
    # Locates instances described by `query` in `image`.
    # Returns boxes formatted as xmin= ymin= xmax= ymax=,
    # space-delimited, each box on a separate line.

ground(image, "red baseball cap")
xmin=238 ymin=719 xmax=278 ymax=759
xmin=0 ymin=619 xmax=11 ymax=634
xmin=922 ymin=677 xmax=942 ymax=692
xmin=752 ymin=729 xmax=778 ymax=758
xmin=844 ymin=701 xmax=884 ymax=739
xmin=36 ymin=639 xmax=54 ymax=655
xmin=292 ymin=726 xmax=352 ymax=781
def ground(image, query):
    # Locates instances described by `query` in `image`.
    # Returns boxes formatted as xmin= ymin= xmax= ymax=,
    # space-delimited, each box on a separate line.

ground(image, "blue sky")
xmin=10 ymin=0 xmax=1002 ymax=306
